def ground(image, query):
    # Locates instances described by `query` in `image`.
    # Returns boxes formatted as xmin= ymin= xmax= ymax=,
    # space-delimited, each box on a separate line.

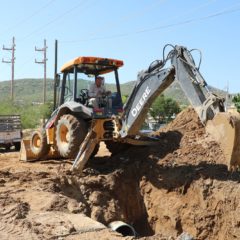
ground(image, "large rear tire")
xmin=55 ymin=114 xmax=87 ymax=158
xmin=30 ymin=129 xmax=50 ymax=160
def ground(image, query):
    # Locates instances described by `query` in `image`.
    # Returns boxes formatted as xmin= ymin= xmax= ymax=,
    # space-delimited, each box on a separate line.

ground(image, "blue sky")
xmin=0 ymin=0 xmax=239 ymax=93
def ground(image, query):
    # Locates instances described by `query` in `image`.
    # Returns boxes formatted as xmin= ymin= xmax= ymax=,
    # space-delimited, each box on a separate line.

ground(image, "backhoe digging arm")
xmin=120 ymin=45 xmax=225 ymax=138
xmin=119 ymin=45 xmax=240 ymax=170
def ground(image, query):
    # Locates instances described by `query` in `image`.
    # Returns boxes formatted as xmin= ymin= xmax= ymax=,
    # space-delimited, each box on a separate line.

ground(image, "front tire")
xmin=30 ymin=129 xmax=50 ymax=160
xmin=55 ymin=114 xmax=87 ymax=158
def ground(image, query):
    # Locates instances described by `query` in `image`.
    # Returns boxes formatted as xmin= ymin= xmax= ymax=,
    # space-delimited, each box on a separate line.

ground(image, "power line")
xmin=0 ymin=0 xmax=57 ymax=38
xmin=80 ymin=0 xmax=167 ymax=40
xmin=19 ymin=0 xmax=89 ymax=42
xmin=29 ymin=0 xmax=97 ymax=42
xmin=2 ymin=37 xmax=16 ymax=101
xmin=159 ymin=0 xmax=217 ymax=27
xmin=35 ymin=39 xmax=48 ymax=104
xmin=136 ymin=4 xmax=240 ymax=34
xmin=60 ymin=3 xmax=240 ymax=44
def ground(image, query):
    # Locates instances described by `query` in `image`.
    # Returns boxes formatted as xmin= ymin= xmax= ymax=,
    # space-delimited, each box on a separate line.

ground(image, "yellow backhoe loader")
xmin=20 ymin=44 xmax=240 ymax=172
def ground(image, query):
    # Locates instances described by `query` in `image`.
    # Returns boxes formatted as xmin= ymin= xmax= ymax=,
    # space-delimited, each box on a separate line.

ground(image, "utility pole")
xmin=53 ymin=39 xmax=58 ymax=110
xmin=2 ymin=37 xmax=16 ymax=101
xmin=35 ymin=39 xmax=47 ymax=104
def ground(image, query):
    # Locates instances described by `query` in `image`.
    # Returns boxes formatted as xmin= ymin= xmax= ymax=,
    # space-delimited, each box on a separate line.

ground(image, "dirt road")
xmin=1 ymin=108 xmax=240 ymax=239
xmin=0 ymin=146 xmax=128 ymax=240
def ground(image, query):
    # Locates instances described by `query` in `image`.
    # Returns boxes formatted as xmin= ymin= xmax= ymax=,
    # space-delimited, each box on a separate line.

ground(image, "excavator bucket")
xmin=206 ymin=112 xmax=240 ymax=170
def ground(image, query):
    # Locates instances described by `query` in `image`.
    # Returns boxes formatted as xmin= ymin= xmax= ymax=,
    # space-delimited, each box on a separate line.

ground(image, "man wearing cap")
xmin=88 ymin=76 xmax=111 ymax=108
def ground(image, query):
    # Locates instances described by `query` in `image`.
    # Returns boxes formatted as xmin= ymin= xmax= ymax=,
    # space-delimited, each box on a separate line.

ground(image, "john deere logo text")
xmin=131 ymin=86 xmax=151 ymax=117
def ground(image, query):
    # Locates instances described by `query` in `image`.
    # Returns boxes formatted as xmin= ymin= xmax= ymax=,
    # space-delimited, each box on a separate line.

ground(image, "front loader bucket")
xmin=20 ymin=139 xmax=36 ymax=161
xmin=20 ymin=139 xmax=59 ymax=161
xmin=206 ymin=112 xmax=240 ymax=170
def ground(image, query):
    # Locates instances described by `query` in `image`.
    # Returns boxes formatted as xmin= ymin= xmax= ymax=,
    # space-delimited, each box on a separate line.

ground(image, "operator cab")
xmin=56 ymin=56 xmax=124 ymax=118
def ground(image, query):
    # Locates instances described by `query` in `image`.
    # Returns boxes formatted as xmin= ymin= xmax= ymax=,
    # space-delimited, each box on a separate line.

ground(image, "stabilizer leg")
xmin=71 ymin=131 xmax=99 ymax=173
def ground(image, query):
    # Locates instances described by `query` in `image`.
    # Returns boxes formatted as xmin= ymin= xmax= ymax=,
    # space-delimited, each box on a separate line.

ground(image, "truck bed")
xmin=0 ymin=115 xmax=22 ymax=147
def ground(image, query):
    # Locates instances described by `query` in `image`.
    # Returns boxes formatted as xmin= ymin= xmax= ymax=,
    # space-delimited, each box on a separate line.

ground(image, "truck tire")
xmin=30 ymin=129 xmax=50 ymax=160
xmin=14 ymin=142 xmax=21 ymax=151
xmin=55 ymin=114 xmax=87 ymax=159
xmin=5 ymin=144 xmax=11 ymax=151
xmin=105 ymin=141 xmax=129 ymax=156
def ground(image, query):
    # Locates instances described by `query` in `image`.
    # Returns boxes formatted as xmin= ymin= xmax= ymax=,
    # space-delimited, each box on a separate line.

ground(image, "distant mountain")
xmin=164 ymin=81 xmax=232 ymax=107
xmin=0 ymin=78 xmax=231 ymax=106
xmin=0 ymin=78 xmax=55 ymax=103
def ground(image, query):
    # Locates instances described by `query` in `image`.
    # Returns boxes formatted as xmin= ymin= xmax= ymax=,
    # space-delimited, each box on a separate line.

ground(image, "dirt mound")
xmin=154 ymin=107 xmax=225 ymax=166
xmin=0 ymin=108 xmax=240 ymax=239
xmin=160 ymin=107 xmax=204 ymax=133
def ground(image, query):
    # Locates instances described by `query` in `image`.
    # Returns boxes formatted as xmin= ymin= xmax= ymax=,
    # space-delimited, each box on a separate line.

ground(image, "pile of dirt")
xmin=153 ymin=107 xmax=225 ymax=166
xmin=0 ymin=107 xmax=240 ymax=239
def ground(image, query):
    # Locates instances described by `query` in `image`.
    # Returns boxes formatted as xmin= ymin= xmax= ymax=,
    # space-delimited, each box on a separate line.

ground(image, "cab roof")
xmin=60 ymin=56 xmax=124 ymax=75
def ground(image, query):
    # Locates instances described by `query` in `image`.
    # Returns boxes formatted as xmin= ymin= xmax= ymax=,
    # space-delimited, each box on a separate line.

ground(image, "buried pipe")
xmin=108 ymin=221 xmax=137 ymax=237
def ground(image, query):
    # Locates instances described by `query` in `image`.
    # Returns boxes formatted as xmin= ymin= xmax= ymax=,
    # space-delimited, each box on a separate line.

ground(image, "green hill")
xmin=0 ymin=78 xmax=135 ymax=103
xmin=0 ymin=78 xmax=54 ymax=103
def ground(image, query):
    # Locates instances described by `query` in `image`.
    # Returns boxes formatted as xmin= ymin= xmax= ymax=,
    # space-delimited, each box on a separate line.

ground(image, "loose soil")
xmin=0 ymin=107 xmax=240 ymax=240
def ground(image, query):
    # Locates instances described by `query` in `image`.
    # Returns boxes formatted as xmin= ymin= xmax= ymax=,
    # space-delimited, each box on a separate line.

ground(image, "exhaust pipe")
xmin=108 ymin=221 xmax=137 ymax=237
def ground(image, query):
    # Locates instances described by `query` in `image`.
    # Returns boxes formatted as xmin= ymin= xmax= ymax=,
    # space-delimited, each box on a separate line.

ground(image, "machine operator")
xmin=88 ymin=76 xmax=112 ymax=108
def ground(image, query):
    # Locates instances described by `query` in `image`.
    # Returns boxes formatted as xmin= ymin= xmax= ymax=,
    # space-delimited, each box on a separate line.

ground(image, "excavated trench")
xmin=57 ymin=157 xmax=155 ymax=236
xmin=53 ymin=128 xmax=183 ymax=237
xmin=52 ymin=133 xmax=181 ymax=236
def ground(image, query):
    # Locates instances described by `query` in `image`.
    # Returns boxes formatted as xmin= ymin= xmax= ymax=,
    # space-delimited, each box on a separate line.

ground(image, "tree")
xmin=122 ymin=95 xmax=128 ymax=104
xmin=233 ymin=94 xmax=240 ymax=112
xmin=0 ymin=101 xmax=53 ymax=129
xmin=149 ymin=94 xmax=180 ymax=123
